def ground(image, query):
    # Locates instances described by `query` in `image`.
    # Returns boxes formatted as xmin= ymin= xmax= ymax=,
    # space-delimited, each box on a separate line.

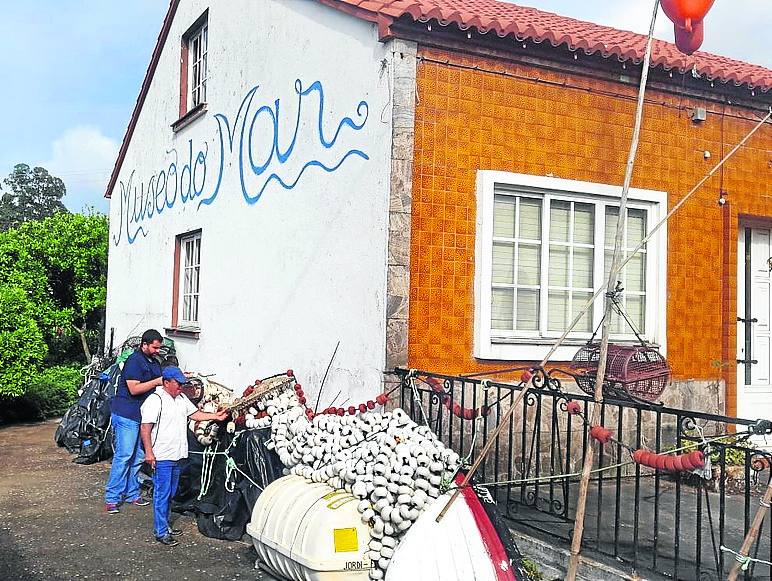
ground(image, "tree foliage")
xmin=0 ymin=285 xmax=47 ymax=397
xmin=0 ymin=163 xmax=68 ymax=231
xmin=0 ymin=211 xmax=108 ymax=371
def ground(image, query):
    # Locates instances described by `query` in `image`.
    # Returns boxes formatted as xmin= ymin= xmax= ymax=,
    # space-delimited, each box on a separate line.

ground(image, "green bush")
xmin=0 ymin=284 xmax=47 ymax=397
xmin=24 ymin=365 xmax=82 ymax=419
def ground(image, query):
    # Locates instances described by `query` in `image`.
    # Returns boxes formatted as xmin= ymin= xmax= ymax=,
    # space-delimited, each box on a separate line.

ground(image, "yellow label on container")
xmin=333 ymin=527 xmax=359 ymax=552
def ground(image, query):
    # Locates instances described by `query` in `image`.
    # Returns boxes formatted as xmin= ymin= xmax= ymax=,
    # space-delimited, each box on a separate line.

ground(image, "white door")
xmin=737 ymin=226 xmax=772 ymax=423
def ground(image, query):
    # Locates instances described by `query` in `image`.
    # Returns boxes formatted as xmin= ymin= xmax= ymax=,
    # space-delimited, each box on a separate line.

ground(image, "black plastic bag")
xmin=172 ymin=428 xmax=284 ymax=540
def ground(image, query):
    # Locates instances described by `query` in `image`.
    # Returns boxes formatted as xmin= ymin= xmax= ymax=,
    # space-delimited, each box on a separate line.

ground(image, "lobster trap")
xmin=570 ymin=343 xmax=670 ymax=402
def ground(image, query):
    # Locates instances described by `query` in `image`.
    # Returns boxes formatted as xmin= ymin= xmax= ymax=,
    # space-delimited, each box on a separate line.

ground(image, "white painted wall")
xmin=106 ymin=0 xmax=393 ymax=406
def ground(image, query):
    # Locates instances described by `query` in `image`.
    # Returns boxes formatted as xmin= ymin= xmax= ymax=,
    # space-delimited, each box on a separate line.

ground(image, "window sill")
xmin=165 ymin=326 xmax=200 ymax=340
xmin=171 ymin=103 xmax=207 ymax=133
xmin=476 ymin=337 xmax=661 ymax=363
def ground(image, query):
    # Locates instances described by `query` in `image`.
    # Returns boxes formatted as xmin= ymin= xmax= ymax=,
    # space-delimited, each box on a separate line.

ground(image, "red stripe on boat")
xmin=455 ymin=474 xmax=517 ymax=580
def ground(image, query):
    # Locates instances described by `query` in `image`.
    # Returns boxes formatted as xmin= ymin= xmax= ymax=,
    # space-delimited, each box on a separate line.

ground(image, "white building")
xmin=106 ymin=0 xmax=413 ymax=404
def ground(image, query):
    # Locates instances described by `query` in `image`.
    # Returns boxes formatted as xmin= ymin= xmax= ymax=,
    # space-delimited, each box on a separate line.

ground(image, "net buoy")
xmin=632 ymin=449 xmax=705 ymax=472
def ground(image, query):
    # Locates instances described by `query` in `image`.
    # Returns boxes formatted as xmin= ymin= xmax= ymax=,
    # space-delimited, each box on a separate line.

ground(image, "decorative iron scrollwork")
xmin=678 ymin=416 xmax=698 ymax=438
xmin=531 ymin=367 xmax=549 ymax=389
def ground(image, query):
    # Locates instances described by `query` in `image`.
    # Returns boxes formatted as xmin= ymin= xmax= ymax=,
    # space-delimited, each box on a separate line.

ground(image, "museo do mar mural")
xmin=112 ymin=79 xmax=370 ymax=245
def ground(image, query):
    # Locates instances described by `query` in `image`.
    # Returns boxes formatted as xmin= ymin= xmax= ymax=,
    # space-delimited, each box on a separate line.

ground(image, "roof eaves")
xmin=104 ymin=0 xmax=180 ymax=199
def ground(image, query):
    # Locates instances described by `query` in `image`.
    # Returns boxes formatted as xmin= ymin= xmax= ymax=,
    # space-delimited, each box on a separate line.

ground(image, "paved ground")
xmin=0 ymin=419 xmax=275 ymax=581
xmin=507 ymin=473 xmax=772 ymax=580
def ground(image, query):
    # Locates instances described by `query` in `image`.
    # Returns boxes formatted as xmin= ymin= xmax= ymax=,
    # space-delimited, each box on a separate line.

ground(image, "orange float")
xmin=659 ymin=0 xmax=715 ymax=54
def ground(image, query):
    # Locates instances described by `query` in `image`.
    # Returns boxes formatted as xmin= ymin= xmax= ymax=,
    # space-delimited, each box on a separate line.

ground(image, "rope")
xmin=720 ymin=546 xmax=772 ymax=571
xmin=190 ymin=433 xmax=266 ymax=494
xmin=455 ymin=457 xmax=635 ymax=489
xmin=225 ymin=457 xmax=264 ymax=492
xmin=408 ymin=369 xmax=431 ymax=429
xmin=197 ymin=441 xmax=219 ymax=500
xmin=454 ymin=431 xmax=751 ymax=490
xmin=462 ymin=415 xmax=487 ymax=464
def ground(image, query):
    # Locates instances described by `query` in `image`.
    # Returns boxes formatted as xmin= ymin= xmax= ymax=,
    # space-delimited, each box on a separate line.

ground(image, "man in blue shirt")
xmin=104 ymin=329 xmax=164 ymax=513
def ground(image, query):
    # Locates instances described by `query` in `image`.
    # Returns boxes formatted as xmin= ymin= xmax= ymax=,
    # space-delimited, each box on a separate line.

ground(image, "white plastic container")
xmin=247 ymin=475 xmax=373 ymax=580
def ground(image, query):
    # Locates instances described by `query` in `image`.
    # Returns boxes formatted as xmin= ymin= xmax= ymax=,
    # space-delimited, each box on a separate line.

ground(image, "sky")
xmin=0 ymin=0 xmax=768 ymax=215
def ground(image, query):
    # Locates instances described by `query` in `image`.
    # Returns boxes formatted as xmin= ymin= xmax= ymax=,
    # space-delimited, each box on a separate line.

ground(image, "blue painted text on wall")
xmin=112 ymin=80 xmax=369 ymax=246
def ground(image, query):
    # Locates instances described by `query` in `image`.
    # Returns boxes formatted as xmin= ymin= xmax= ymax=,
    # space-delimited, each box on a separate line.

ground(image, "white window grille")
xmin=180 ymin=232 xmax=201 ymax=326
xmin=189 ymin=23 xmax=208 ymax=108
xmin=475 ymin=172 xmax=667 ymax=361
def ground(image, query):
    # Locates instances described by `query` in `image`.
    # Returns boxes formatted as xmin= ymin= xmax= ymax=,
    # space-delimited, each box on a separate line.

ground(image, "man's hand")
xmin=212 ymin=410 xmax=229 ymax=422
xmin=145 ymin=451 xmax=156 ymax=470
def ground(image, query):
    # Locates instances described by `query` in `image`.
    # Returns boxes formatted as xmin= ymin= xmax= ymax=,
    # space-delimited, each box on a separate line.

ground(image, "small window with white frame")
xmin=475 ymin=172 xmax=667 ymax=361
xmin=179 ymin=231 xmax=201 ymax=327
xmin=188 ymin=20 xmax=208 ymax=108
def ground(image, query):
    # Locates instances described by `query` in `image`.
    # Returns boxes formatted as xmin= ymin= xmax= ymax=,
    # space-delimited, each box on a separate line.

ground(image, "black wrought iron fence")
xmin=394 ymin=367 xmax=772 ymax=580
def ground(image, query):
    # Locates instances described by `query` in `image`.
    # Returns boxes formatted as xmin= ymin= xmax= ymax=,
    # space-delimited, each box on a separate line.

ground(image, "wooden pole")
xmin=436 ymin=385 xmax=530 ymax=522
xmin=728 ymin=480 xmax=772 ymax=579
xmin=565 ymin=2 xmax=660 ymax=578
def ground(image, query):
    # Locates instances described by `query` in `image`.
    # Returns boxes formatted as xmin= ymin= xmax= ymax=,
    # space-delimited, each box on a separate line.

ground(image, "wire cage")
xmin=570 ymin=343 xmax=671 ymax=402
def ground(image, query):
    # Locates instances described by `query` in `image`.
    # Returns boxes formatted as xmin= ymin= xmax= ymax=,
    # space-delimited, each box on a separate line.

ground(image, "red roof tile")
xmin=326 ymin=0 xmax=771 ymax=91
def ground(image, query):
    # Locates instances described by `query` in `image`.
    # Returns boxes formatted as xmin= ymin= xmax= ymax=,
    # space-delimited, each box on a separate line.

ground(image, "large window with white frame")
xmin=475 ymin=172 xmax=667 ymax=361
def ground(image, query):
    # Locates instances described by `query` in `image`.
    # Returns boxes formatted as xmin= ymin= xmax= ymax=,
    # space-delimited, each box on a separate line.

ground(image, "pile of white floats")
xmin=243 ymin=386 xmax=461 ymax=580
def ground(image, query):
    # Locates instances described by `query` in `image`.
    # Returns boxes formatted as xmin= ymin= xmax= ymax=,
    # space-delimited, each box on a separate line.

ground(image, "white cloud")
xmin=42 ymin=126 xmax=119 ymax=214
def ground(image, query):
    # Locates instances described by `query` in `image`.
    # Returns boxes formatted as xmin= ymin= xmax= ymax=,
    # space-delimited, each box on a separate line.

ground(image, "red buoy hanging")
xmin=589 ymin=425 xmax=613 ymax=444
xmin=425 ymin=377 xmax=491 ymax=420
xmin=566 ymin=401 xmax=582 ymax=415
xmin=660 ymin=0 xmax=715 ymax=54
xmin=673 ymin=19 xmax=704 ymax=55
xmin=632 ymin=449 xmax=705 ymax=472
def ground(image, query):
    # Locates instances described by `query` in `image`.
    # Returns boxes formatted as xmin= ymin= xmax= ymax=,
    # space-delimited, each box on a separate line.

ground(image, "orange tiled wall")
xmin=408 ymin=47 xmax=772 ymax=416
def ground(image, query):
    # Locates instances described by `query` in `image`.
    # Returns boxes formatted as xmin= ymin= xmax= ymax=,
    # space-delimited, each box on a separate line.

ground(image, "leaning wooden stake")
xmin=436 ymin=385 xmax=530 ymax=521
xmin=565 ymin=2 xmax=660 ymax=578
xmin=728 ymin=482 xmax=772 ymax=579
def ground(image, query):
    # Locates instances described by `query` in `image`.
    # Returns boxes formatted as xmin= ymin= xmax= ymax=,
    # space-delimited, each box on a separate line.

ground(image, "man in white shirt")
xmin=140 ymin=366 xmax=228 ymax=546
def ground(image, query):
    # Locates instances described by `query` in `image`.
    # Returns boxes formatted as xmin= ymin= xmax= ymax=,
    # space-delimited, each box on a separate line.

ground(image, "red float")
xmin=632 ymin=448 xmax=705 ymax=472
xmin=425 ymin=377 xmax=491 ymax=420
xmin=660 ymin=0 xmax=715 ymax=54
xmin=376 ymin=394 xmax=388 ymax=405
xmin=673 ymin=19 xmax=704 ymax=54
xmin=520 ymin=370 xmax=533 ymax=383
xmin=566 ymin=401 xmax=582 ymax=415
xmin=589 ymin=425 xmax=613 ymax=444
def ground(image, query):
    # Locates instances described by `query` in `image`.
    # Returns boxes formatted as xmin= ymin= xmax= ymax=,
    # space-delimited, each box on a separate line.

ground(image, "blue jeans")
xmin=104 ymin=413 xmax=144 ymax=504
xmin=153 ymin=460 xmax=181 ymax=538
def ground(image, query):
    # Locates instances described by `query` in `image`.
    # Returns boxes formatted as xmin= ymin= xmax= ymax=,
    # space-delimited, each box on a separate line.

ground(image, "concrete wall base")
xmin=510 ymin=529 xmax=669 ymax=581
